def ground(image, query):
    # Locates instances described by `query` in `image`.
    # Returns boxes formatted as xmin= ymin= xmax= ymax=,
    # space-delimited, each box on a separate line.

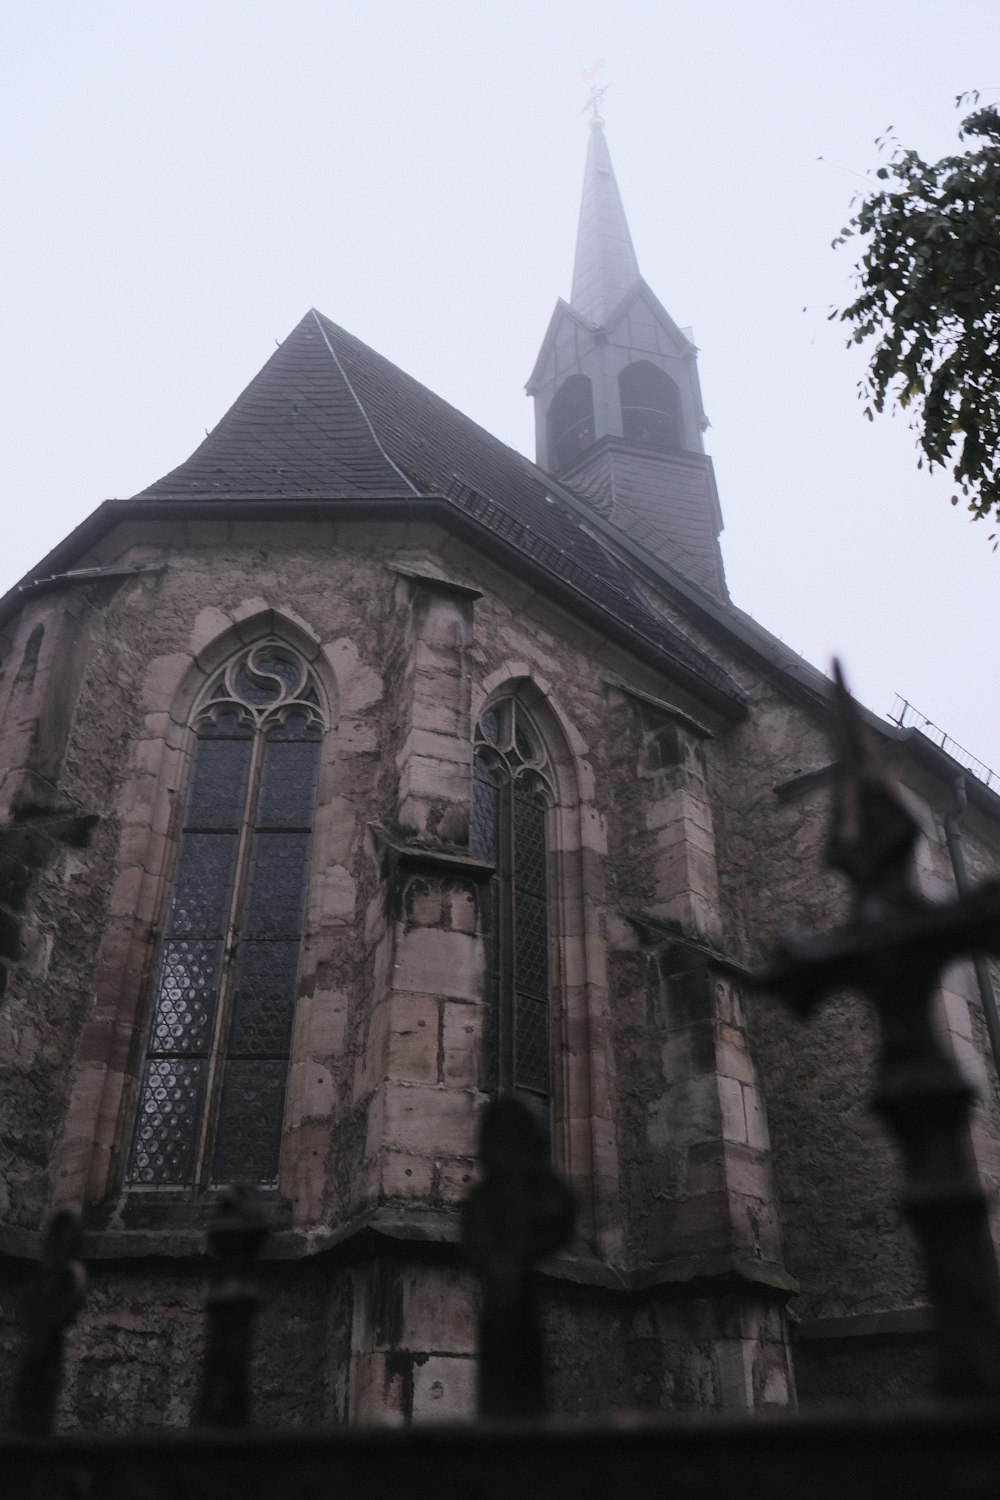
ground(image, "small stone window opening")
xmin=645 ymin=721 xmax=683 ymax=771
xmin=619 ymin=360 xmax=683 ymax=452
xmin=127 ymin=642 xmax=324 ymax=1190
xmin=470 ymin=698 xmax=553 ymax=1110
xmin=548 ymin=375 xmax=595 ymax=472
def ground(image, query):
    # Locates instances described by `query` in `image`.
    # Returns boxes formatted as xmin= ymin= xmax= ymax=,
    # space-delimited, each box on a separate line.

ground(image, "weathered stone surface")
xmin=1 ymin=500 xmax=997 ymax=1430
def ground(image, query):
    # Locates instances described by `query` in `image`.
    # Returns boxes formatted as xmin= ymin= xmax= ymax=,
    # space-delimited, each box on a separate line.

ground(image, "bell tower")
xmin=527 ymin=114 xmax=727 ymax=599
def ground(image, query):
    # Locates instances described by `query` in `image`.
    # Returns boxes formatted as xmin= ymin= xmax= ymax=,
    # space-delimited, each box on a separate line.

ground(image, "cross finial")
xmin=581 ymin=59 xmax=608 ymax=124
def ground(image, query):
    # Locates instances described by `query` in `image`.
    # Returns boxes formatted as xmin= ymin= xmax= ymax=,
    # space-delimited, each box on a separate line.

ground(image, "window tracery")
xmin=470 ymin=698 xmax=553 ymax=1107
xmin=128 ymin=642 xmax=323 ymax=1189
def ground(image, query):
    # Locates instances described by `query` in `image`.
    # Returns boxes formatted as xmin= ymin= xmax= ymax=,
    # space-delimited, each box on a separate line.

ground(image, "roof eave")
xmin=0 ymin=495 xmax=747 ymax=724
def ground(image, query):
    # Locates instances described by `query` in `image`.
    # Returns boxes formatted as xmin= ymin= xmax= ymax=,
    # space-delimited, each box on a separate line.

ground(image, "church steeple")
xmin=570 ymin=117 xmax=641 ymax=326
xmin=527 ymin=116 xmax=728 ymax=601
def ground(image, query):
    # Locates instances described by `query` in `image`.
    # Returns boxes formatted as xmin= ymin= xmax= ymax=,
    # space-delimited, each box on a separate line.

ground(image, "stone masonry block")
xmin=647 ymin=1075 xmax=721 ymax=1148
xmin=284 ymin=1122 xmax=330 ymax=1223
xmin=350 ymin=1352 xmax=407 ymax=1423
xmin=648 ymin=1191 xmax=730 ymax=1258
xmin=396 ymin=754 xmax=471 ymax=803
xmin=398 ymin=727 xmax=470 ymax=768
xmin=718 ymin=1075 xmax=748 ymax=1145
xmin=441 ymin=1000 xmax=480 ymax=1087
xmin=653 ymin=889 xmax=723 ymax=945
xmin=714 ymin=1339 xmax=754 ymax=1411
xmin=285 ymin=1059 xmax=334 ymax=1128
xmin=410 ymin=1355 xmax=475 ymax=1421
xmin=387 ymin=994 xmax=439 ymax=1085
xmin=722 ymin=1142 xmax=775 ymax=1202
xmin=742 ymin=1084 xmax=771 ymax=1151
xmin=753 ymin=1340 xmax=791 ymax=1408
xmin=140 ymin=653 xmax=195 ymax=715
xmin=399 ymin=1265 xmax=477 ymax=1353
xmin=323 ymin=637 xmax=383 ymax=712
xmin=654 ymin=843 xmax=720 ymax=906
xmin=434 ymin=1155 xmax=478 ymax=1204
xmin=188 ymin=606 xmax=235 ymax=661
xmin=355 ymin=1002 xmax=390 ymax=1101
xmin=412 ymin=690 xmax=466 ymax=738
xmin=293 ymin=989 xmax=348 ymax=1059
xmin=316 ymin=864 xmax=356 ymax=926
xmin=716 ymin=1036 xmax=757 ymax=1086
xmin=729 ymin=1192 xmax=783 ymax=1263
xmin=383 ymin=1083 xmax=476 ymax=1159
xmin=336 ymin=718 xmax=379 ymax=754
xmin=645 ymin=789 xmax=715 ymax=837
xmin=394 ymin=926 xmax=484 ymax=1003
xmin=447 ymin=883 xmax=477 ymax=934
xmin=381 ymin=1149 xmax=435 ymax=1200
xmin=404 ymin=878 xmax=444 ymax=928
xmin=313 ymin=797 xmax=358 ymax=865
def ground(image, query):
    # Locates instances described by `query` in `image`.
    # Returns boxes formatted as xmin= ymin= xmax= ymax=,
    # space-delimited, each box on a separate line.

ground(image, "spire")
xmin=570 ymin=117 xmax=641 ymax=326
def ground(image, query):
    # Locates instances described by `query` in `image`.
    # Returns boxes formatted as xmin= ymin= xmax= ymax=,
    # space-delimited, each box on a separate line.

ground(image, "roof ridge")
xmin=309 ymin=310 xmax=418 ymax=496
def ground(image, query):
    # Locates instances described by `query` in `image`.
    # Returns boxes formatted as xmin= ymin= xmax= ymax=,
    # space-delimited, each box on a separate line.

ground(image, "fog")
xmin=3 ymin=1 xmax=997 ymax=769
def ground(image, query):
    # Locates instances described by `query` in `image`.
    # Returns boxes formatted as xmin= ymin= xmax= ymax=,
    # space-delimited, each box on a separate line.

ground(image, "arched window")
xmin=547 ymin=374 xmax=595 ymax=472
xmin=470 ymin=698 xmax=553 ymax=1109
xmin=128 ymin=641 xmax=324 ymax=1189
xmin=618 ymin=360 xmax=683 ymax=452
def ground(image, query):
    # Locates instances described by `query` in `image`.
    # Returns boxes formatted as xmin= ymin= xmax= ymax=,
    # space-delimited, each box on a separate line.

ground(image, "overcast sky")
xmin=3 ymin=1 xmax=998 ymax=775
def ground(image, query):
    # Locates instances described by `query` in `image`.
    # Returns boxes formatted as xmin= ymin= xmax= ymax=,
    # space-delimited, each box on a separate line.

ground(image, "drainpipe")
xmin=942 ymin=775 xmax=1000 ymax=1089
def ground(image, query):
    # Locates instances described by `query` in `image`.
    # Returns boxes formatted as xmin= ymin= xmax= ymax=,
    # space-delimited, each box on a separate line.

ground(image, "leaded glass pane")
xmin=513 ymin=785 xmax=547 ymax=892
xmin=148 ymin=940 xmax=223 ymax=1055
xmin=167 ymin=833 xmax=239 ymax=936
xmin=257 ymin=736 xmax=321 ymax=828
xmin=233 ymin=651 xmax=302 ymax=706
xmin=129 ymin=1059 xmax=206 ymax=1185
xmin=185 ymin=735 xmax=252 ymax=828
xmin=471 ymin=758 xmax=500 ymax=862
xmin=479 ymin=706 xmax=501 ymax=746
xmin=515 ymin=993 xmax=549 ymax=1096
xmin=227 ymin=941 xmax=300 ymax=1057
xmin=131 ymin=643 xmax=322 ymax=1191
xmin=211 ymin=1060 xmax=287 ymax=1184
xmin=242 ymin=832 xmax=311 ymax=936
xmin=515 ymin=890 xmax=548 ymax=994
xmin=515 ymin=720 xmax=535 ymax=762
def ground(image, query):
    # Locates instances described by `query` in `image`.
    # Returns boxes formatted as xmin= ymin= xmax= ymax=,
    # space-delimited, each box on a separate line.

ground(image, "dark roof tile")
xmin=135 ymin=310 xmax=743 ymax=706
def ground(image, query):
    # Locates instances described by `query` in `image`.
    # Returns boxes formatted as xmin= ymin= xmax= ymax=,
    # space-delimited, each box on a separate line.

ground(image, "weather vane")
xmin=581 ymin=59 xmax=608 ymax=123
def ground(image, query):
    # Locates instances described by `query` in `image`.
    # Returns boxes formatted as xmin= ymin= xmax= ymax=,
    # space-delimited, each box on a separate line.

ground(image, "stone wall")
xmin=1 ymin=510 xmax=999 ymax=1423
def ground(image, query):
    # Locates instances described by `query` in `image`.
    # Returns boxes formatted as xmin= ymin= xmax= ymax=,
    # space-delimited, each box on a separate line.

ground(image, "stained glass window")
xmin=471 ymin=698 xmax=552 ymax=1108
xmin=128 ymin=641 xmax=323 ymax=1189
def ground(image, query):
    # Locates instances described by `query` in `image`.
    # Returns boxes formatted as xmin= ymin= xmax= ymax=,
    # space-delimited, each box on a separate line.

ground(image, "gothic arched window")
xmin=548 ymin=374 xmax=595 ymax=472
xmin=470 ymin=698 xmax=553 ymax=1108
xmin=619 ymin=360 xmax=683 ymax=452
xmin=128 ymin=641 xmax=324 ymax=1189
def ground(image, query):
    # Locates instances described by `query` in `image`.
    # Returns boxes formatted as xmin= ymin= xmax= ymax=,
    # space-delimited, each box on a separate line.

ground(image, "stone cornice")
xmin=0 ymin=1207 xmax=796 ymax=1300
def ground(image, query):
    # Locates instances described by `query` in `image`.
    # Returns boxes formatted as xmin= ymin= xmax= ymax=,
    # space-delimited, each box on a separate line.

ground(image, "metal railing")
xmin=889 ymin=695 xmax=999 ymax=793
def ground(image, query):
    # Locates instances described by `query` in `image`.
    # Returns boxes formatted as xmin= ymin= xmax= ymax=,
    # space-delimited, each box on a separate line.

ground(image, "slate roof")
xmin=570 ymin=118 xmax=641 ymax=326
xmin=136 ymin=309 xmax=743 ymax=708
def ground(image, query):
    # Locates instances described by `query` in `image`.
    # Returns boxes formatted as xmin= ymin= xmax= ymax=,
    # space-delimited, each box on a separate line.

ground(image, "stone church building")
xmin=1 ymin=119 xmax=999 ymax=1427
